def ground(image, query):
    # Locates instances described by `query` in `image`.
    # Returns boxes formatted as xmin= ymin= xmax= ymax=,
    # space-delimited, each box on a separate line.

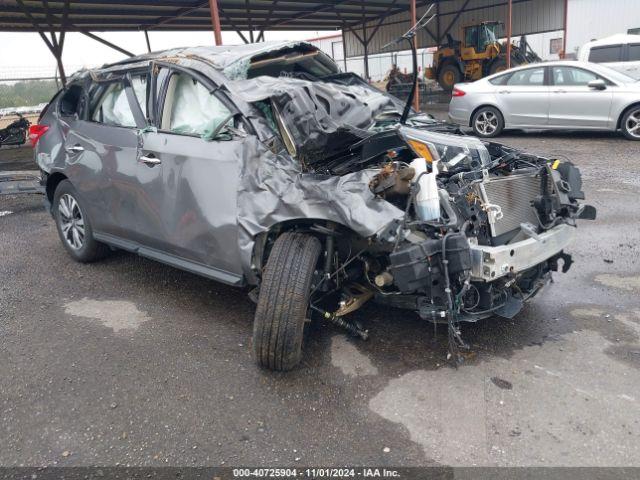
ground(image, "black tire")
xmin=253 ymin=232 xmax=321 ymax=371
xmin=488 ymin=57 xmax=509 ymax=75
xmin=471 ymin=106 xmax=505 ymax=138
xmin=620 ymin=106 xmax=640 ymax=141
xmin=438 ymin=62 xmax=462 ymax=91
xmin=53 ymin=179 xmax=110 ymax=262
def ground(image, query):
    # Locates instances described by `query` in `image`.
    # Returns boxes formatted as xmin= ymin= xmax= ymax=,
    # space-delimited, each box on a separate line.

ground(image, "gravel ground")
xmin=0 ymin=125 xmax=639 ymax=468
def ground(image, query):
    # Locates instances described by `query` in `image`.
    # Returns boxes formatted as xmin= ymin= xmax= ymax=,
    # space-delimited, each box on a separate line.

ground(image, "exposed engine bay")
xmin=305 ymin=127 xmax=594 ymax=356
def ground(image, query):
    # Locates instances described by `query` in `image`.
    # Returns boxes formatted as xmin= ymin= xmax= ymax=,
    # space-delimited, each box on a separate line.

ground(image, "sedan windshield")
xmin=593 ymin=63 xmax=638 ymax=83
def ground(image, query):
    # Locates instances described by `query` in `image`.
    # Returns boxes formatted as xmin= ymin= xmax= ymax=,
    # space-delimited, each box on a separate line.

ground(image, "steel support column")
xmin=506 ymin=0 xmax=513 ymax=68
xmin=562 ymin=0 xmax=568 ymax=58
xmin=341 ymin=29 xmax=348 ymax=72
xmin=208 ymin=0 xmax=223 ymax=45
xmin=362 ymin=34 xmax=369 ymax=79
xmin=16 ymin=0 xmax=67 ymax=85
xmin=361 ymin=1 xmax=369 ymax=81
xmin=410 ymin=0 xmax=419 ymax=111
xmin=144 ymin=30 xmax=151 ymax=52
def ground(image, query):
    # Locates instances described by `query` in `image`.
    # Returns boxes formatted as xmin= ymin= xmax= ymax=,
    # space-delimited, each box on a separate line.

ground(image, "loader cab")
xmin=463 ymin=22 xmax=502 ymax=54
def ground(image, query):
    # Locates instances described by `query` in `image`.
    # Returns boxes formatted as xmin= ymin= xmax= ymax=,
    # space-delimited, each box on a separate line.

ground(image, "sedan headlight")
xmin=398 ymin=126 xmax=491 ymax=170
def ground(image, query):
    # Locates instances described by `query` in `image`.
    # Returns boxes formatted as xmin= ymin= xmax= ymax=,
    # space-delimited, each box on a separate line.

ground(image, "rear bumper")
xmin=469 ymin=224 xmax=576 ymax=281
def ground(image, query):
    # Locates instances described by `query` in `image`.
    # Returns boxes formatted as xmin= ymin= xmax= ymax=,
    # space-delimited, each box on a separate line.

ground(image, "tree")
xmin=0 ymin=80 xmax=59 ymax=109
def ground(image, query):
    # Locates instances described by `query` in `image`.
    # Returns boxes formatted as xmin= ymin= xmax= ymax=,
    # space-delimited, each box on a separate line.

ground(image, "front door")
xmin=548 ymin=66 xmax=614 ymax=128
xmin=135 ymin=68 xmax=245 ymax=280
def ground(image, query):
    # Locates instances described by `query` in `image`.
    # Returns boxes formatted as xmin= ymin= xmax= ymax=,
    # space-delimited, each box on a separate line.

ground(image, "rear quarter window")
xmin=58 ymin=84 xmax=85 ymax=117
xmin=629 ymin=44 xmax=640 ymax=62
xmin=489 ymin=73 xmax=510 ymax=85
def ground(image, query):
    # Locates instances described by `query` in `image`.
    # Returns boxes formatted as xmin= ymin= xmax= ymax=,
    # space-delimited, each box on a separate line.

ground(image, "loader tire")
xmin=488 ymin=57 xmax=509 ymax=75
xmin=438 ymin=63 xmax=462 ymax=91
xmin=489 ymin=56 xmax=521 ymax=75
xmin=253 ymin=232 xmax=321 ymax=371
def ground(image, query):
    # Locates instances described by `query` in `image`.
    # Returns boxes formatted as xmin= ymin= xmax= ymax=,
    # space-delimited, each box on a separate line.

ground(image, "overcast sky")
xmin=0 ymin=30 xmax=338 ymax=76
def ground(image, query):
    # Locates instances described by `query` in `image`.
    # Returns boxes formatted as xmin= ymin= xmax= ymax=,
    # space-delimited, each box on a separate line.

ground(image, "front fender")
xmin=236 ymin=136 xmax=404 ymax=285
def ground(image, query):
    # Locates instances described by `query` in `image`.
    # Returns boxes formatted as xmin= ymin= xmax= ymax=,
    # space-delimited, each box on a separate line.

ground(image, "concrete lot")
xmin=1 ymin=126 xmax=639 ymax=468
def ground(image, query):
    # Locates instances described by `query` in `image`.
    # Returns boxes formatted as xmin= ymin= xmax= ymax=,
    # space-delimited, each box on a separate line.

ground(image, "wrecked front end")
xmin=253 ymin=118 xmax=596 ymax=343
xmin=219 ymin=45 xmax=595 ymax=351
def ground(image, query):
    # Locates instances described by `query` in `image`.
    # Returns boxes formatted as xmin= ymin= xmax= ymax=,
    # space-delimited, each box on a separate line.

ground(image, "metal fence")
xmin=0 ymin=64 xmax=94 ymax=83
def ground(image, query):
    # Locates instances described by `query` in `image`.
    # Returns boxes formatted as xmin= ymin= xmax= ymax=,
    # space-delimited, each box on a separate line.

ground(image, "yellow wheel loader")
xmin=425 ymin=21 xmax=541 ymax=91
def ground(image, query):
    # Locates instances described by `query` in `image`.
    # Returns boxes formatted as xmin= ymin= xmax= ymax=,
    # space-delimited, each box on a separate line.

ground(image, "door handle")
xmin=498 ymin=90 xmax=511 ymax=94
xmin=139 ymin=154 xmax=161 ymax=166
xmin=553 ymin=89 xmax=567 ymax=93
xmin=65 ymin=144 xmax=84 ymax=154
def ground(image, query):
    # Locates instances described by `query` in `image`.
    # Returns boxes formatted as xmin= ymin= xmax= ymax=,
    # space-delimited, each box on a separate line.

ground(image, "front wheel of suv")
xmin=252 ymin=232 xmax=321 ymax=371
xmin=53 ymin=180 xmax=110 ymax=262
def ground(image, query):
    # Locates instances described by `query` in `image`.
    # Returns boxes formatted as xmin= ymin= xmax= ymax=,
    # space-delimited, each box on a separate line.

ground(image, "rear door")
xmin=134 ymin=65 xmax=246 ymax=282
xmin=62 ymin=76 xmax=145 ymax=237
xmin=548 ymin=66 xmax=614 ymax=128
xmin=495 ymin=66 xmax=549 ymax=127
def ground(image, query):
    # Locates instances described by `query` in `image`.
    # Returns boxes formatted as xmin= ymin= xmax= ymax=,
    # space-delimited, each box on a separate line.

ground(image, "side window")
xmin=130 ymin=73 xmax=149 ymax=119
xmin=161 ymin=72 xmax=232 ymax=137
xmin=589 ymin=45 xmax=623 ymax=63
xmin=552 ymin=67 xmax=600 ymax=86
xmin=90 ymin=82 xmax=136 ymax=127
xmin=506 ymin=67 xmax=545 ymax=86
xmin=465 ymin=27 xmax=476 ymax=48
xmin=59 ymin=84 xmax=84 ymax=117
xmin=629 ymin=44 xmax=640 ymax=62
xmin=489 ymin=73 xmax=510 ymax=85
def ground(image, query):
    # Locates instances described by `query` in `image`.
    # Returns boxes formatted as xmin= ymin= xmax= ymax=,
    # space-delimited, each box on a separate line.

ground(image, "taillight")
xmin=28 ymin=124 xmax=49 ymax=147
xmin=452 ymin=88 xmax=466 ymax=97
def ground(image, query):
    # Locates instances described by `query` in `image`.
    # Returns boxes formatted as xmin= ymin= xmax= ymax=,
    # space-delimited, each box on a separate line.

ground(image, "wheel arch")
xmin=250 ymin=218 xmax=362 ymax=284
xmin=45 ymin=171 xmax=68 ymax=203
xmin=616 ymin=102 xmax=640 ymax=130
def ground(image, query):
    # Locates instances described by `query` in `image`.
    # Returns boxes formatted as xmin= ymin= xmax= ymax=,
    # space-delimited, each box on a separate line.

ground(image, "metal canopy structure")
xmin=1 ymin=0 xmax=429 ymax=32
xmin=0 ymin=0 xmax=568 ymax=108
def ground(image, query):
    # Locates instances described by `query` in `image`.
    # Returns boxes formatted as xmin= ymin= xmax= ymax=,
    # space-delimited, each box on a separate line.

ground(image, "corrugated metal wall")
xmin=566 ymin=0 xmax=640 ymax=55
xmin=343 ymin=0 xmax=565 ymax=57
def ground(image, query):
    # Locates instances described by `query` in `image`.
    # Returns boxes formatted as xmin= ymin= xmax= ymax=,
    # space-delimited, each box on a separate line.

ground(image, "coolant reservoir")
xmin=410 ymin=158 xmax=440 ymax=221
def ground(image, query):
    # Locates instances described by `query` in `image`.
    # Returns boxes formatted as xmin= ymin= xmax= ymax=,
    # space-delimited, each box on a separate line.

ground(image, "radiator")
xmin=477 ymin=172 xmax=543 ymax=237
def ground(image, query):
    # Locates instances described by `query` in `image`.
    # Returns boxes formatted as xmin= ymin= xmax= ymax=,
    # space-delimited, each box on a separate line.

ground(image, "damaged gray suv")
xmin=34 ymin=42 xmax=595 ymax=370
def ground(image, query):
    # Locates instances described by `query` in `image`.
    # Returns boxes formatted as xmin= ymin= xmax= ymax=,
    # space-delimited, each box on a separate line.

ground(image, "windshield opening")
xmin=480 ymin=25 xmax=498 ymax=48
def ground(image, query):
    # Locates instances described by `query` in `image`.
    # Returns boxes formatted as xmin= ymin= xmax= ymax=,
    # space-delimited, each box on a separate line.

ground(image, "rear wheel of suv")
xmin=621 ymin=106 xmax=640 ymax=141
xmin=53 ymin=180 xmax=109 ymax=262
xmin=253 ymin=232 xmax=321 ymax=371
xmin=471 ymin=106 xmax=504 ymax=138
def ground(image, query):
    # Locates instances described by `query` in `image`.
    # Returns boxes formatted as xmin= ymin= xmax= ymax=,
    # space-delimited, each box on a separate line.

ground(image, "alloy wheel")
xmin=58 ymin=193 xmax=85 ymax=250
xmin=475 ymin=110 xmax=499 ymax=136
xmin=625 ymin=109 xmax=640 ymax=139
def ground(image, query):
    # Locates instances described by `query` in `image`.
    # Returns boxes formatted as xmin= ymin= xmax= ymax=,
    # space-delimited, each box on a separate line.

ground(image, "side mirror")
xmin=588 ymin=79 xmax=607 ymax=90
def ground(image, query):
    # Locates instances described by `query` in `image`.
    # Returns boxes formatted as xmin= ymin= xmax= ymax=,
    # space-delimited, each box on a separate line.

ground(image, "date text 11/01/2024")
xmin=232 ymin=468 xmax=401 ymax=478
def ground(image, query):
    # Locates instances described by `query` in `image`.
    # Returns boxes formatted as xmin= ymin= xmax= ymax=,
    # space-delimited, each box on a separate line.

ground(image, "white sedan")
xmin=448 ymin=61 xmax=640 ymax=140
